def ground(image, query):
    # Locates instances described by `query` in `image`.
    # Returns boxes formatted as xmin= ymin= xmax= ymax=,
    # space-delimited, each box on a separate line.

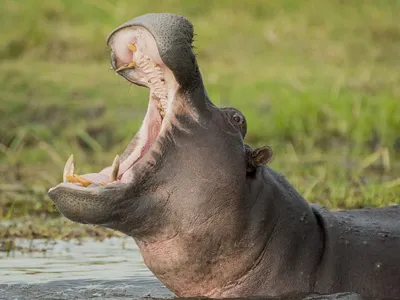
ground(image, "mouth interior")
xmin=62 ymin=26 xmax=178 ymax=188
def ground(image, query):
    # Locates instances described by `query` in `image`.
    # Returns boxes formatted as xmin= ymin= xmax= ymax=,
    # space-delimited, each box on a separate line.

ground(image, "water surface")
xmin=0 ymin=238 xmax=369 ymax=300
xmin=0 ymin=237 xmax=172 ymax=299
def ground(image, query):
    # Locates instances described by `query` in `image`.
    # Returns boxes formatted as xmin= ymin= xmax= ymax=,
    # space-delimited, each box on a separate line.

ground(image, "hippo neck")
xmin=227 ymin=166 xmax=324 ymax=297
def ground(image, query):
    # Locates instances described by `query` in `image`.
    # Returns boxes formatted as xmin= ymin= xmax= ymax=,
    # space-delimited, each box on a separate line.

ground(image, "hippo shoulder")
xmin=310 ymin=204 xmax=400 ymax=295
xmin=332 ymin=205 xmax=400 ymax=230
xmin=311 ymin=204 xmax=400 ymax=234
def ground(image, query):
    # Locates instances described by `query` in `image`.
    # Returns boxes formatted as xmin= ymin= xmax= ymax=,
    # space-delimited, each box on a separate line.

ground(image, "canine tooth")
xmin=63 ymin=154 xmax=74 ymax=182
xmin=111 ymin=155 xmax=120 ymax=182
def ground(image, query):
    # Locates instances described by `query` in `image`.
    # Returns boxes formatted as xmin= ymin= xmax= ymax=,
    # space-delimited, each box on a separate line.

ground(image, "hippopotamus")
xmin=48 ymin=13 xmax=400 ymax=298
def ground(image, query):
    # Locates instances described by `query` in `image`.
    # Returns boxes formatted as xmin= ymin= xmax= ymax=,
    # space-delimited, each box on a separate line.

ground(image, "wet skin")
xmin=48 ymin=13 xmax=400 ymax=298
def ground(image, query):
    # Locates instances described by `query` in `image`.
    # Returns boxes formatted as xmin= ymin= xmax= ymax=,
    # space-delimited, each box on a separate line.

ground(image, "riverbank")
xmin=1 ymin=1 xmax=399 ymax=246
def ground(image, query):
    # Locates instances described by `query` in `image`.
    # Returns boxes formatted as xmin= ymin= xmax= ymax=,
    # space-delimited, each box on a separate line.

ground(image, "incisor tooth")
xmin=66 ymin=174 xmax=93 ymax=187
xmin=128 ymin=43 xmax=137 ymax=52
xmin=111 ymin=155 xmax=120 ymax=182
xmin=63 ymin=154 xmax=74 ymax=182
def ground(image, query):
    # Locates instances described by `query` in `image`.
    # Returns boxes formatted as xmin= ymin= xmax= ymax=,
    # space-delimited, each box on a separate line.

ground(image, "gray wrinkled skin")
xmin=221 ymin=107 xmax=273 ymax=175
xmin=48 ymin=13 xmax=400 ymax=299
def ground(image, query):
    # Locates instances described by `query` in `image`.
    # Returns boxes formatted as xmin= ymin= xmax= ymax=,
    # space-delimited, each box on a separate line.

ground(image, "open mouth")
xmin=58 ymin=25 xmax=178 ymax=190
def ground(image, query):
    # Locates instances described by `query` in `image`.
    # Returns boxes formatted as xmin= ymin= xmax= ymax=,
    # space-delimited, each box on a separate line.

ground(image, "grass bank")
xmin=0 ymin=0 xmax=399 ymax=241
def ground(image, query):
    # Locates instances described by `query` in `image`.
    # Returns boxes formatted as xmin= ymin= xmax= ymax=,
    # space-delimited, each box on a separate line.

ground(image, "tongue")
xmin=80 ymin=173 xmax=111 ymax=184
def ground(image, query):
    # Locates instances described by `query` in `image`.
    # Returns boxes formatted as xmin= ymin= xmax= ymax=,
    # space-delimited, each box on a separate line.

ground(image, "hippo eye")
xmin=233 ymin=114 xmax=243 ymax=124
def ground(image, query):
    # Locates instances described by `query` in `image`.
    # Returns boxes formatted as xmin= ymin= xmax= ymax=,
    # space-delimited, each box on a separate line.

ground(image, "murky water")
xmin=0 ymin=237 xmax=172 ymax=299
xmin=0 ymin=238 xmax=371 ymax=300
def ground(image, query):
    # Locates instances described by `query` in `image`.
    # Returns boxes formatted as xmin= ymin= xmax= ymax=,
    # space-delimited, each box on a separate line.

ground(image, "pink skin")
xmin=68 ymin=31 xmax=166 ymax=187
xmin=112 ymin=34 xmax=137 ymax=66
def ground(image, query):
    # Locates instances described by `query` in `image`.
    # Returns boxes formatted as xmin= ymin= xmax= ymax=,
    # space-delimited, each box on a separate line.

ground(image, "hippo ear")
xmin=252 ymin=146 xmax=273 ymax=166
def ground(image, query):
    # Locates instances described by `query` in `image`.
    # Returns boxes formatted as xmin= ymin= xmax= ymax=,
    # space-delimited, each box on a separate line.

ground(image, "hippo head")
xmin=47 ymin=14 xmax=327 ymax=298
xmin=48 ymin=14 xmax=248 ymax=240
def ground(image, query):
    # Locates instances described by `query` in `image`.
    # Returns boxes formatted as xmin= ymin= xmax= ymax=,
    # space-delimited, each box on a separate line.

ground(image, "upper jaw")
xmin=48 ymin=14 xmax=203 ymax=201
xmin=107 ymin=13 xmax=201 ymax=91
xmin=49 ymin=17 xmax=181 ymax=196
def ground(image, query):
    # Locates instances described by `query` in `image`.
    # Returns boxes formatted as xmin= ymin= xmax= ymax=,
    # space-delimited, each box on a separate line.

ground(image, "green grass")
xmin=0 ymin=0 xmax=399 ymax=238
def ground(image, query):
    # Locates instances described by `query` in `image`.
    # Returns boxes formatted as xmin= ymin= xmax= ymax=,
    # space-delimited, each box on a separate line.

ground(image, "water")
xmin=0 ymin=237 xmax=172 ymax=299
xmin=0 ymin=238 xmax=369 ymax=299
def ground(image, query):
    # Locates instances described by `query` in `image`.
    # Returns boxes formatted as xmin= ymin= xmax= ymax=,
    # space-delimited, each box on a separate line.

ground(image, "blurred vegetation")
xmin=0 ymin=0 xmax=399 ymax=238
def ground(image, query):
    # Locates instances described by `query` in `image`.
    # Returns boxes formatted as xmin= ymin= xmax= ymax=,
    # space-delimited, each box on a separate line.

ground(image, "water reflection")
xmin=0 ymin=237 xmax=153 ymax=283
xmin=0 ymin=238 xmax=172 ymax=299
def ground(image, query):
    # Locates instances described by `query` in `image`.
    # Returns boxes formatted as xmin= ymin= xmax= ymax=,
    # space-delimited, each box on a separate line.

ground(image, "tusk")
xmin=115 ymin=44 xmax=136 ymax=72
xmin=110 ymin=155 xmax=120 ymax=182
xmin=63 ymin=154 xmax=74 ymax=182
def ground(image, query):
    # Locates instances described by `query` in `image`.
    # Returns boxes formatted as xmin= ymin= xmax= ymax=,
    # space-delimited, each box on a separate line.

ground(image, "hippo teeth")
xmin=115 ymin=43 xmax=137 ymax=72
xmin=62 ymin=154 xmax=121 ymax=187
xmin=114 ymin=39 xmax=168 ymax=114
xmin=110 ymin=154 xmax=120 ymax=182
xmin=65 ymin=174 xmax=93 ymax=187
xmin=115 ymin=61 xmax=136 ymax=72
xmin=157 ymin=101 xmax=165 ymax=119
xmin=113 ymin=42 xmax=167 ymax=119
xmin=63 ymin=154 xmax=74 ymax=182
xmin=97 ymin=25 xmax=179 ymax=185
